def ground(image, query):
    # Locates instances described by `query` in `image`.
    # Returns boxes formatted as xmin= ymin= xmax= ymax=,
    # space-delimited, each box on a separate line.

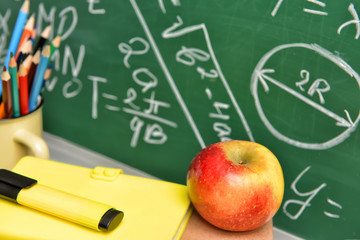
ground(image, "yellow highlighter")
xmin=0 ymin=169 xmax=124 ymax=232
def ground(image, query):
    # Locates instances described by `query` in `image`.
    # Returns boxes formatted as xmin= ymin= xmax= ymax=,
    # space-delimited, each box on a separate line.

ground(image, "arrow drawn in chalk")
xmin=256 ymin=69 xmax=354 ymax=128
xmin=251 ymin=43 xmax=360 ymax=149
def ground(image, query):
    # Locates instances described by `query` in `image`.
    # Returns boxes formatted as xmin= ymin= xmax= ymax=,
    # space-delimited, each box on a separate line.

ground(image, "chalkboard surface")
xmin=1 ymin=0 xmax=360 ymax=239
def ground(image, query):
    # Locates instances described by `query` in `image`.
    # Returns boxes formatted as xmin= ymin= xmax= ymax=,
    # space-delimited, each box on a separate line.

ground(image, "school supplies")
xmin=0 ymin=156 xmax=192 ymax=239
xmin=29 ymin=45 xmax=50 ymax=112
xmin=22 ymin=54 xmax=32 ymax=72
xmin=42 ymin=64 xmax=53 ymax=89
xmin=1 ymin=67 xmax=13 ymax=118
xmin=16 ymin=39 xmax=32 ymax=67
xmin=0 ymin=169 xmax=124 ymax=232
xmin=0 ymin=0 xmax=29 ymax=96
xmin=27 ymin=50 xmax=40 ymax=92
xmin=0 ymin=102 xmax=4 ymax=119
xmin=18 ymin=63 xmax=29 ymax=115
xmin=33 ymin=25 xmax=51 ymax=53
xmin=15 ymin=13 xmax=35 ymax=59
xmin=0 ymin=0 xmax=61 ymax=119
xmin=50 ymin=35 xmax=61 ymax=57
xmin=8 ymin=53 xmax=20 ymax=117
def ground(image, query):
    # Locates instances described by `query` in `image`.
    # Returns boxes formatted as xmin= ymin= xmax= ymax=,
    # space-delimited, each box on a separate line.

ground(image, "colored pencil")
xmin=9 ymin=53 xmax=20 ymax=117
xmin=33 ymin=25 xmax=51 ymax=54
xmin=50 ymin=35 xmax=61 ymax=57
xmin=0 ymin=102 xmax=5 ymax=119
xmin=19 ymin=63 xmax=29 ymax=115
xmin=27 ymin=50 xmax=41 ymax=93
xmin=31 ymin=23 xmax=37 ymax=43
xmin=15 ymin=13 xmax=35 ymax=59
xmin=42 ymin=64 xmax=53 ymax=89
xmin=0 ymin=0 xmax=29 ymax=96
xmin=16 ymin=39 xmax=32 ymax=67
xmin=29 ymin=45 xmax=50 ymax=112
xmin=44 ymin=64 xmax=53 ymax=80
xmin=22 ymin=54 xmax=33 ymax=73
xmin=1 ymin=67 xmax=13 ymax=118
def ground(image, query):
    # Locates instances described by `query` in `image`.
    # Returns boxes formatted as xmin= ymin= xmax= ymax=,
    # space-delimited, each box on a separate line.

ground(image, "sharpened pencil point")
xmin=42 ymin=45 xmax=51 ymax=57
xmin=41 ymin=25 xmax=52 ymax=38
xmin=21 ymin=0 xmax=30 ymax=13
xmin=19 ymin=63 xmax=27 ymax=77
xmin=51 ymin=35 xmax=62 ymax=48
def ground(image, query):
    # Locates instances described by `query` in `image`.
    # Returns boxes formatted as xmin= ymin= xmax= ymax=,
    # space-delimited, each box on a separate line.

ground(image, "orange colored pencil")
xmin=15 ymin=13 xmax=35 ymax=59
xmin=19 ymin=63 xmax=29 ymax=115
xmin=1 ymin=67 xmax=13 ymax=118
xmin=0 ymin=102 xmax=5 ymax=119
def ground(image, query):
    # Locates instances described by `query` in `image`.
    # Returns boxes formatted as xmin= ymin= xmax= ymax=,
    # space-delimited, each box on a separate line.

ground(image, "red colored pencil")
xmin=23 ymin=54 xmax=32 ymax=73
xmin=19 ymin=63 xmax=29 ymax=115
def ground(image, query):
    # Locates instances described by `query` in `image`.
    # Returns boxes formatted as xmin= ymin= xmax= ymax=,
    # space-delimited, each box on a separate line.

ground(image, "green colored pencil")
xmin=8 ymin=52 xmax=20 ymax=117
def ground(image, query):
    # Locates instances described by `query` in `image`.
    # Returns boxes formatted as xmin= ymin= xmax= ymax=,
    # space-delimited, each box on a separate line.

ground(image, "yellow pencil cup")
xmin=0 ymin=101 xmax=49 ymax=169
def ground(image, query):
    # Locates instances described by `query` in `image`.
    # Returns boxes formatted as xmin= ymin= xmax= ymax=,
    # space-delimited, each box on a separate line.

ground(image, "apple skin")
xmin=186 ymin=140 xmax=284 ymax=231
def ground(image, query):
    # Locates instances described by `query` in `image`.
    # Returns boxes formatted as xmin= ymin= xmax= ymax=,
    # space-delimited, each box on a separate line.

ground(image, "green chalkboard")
xmin=2 ymin=0 xmax=360 ymax=239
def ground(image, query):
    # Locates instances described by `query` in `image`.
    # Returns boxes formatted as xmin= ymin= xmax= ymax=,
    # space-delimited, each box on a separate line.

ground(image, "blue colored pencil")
xmin=29 ymin=45 xmax=50 ymax=112
xmin=0 ymin=0 xmax=29 ymax=97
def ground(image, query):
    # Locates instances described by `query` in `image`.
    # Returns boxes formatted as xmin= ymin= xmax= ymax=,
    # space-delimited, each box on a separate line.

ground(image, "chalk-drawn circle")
xmin=251 ymin=43 xmax=360 ymax=150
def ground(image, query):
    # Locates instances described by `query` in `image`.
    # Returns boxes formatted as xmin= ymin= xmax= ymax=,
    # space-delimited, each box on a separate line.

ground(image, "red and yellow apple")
xmin=186 ymin=140 xmax=284 ymax=231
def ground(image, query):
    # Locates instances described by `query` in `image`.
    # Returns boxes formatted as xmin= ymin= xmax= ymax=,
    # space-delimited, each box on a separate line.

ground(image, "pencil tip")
xmin=3 ymin=66 xmax=6 ymax=71
xmin=52 ymin=35 xmax=62 ymax=47
xmin=21 ymin=0 xmax=30 ymax=13
xmin=42 ymin=44 xmax=51 ymax=57
xmin=10 ymin=52 xmax=13 ymax=57
xmin=19 ymin=62 xmax=26 ymax=75
xmin=41 ymin=25 xmax=52 ymax=38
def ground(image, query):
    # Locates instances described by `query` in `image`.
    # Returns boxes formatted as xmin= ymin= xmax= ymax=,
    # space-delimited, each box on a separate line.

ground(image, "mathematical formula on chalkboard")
xmin=1 ymin=0 xmax=359 ymax=238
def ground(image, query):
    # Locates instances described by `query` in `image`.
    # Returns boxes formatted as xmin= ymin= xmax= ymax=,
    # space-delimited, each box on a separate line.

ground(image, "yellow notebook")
xmin=0 ymin=156 xmax=192 ymax=239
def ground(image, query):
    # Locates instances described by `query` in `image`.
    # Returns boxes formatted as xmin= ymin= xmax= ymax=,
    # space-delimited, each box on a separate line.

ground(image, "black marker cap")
xmin=98 ymin=208 xmax=124 ymax=232
xmin=0 ymin=169 xmax=37 ymax=202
